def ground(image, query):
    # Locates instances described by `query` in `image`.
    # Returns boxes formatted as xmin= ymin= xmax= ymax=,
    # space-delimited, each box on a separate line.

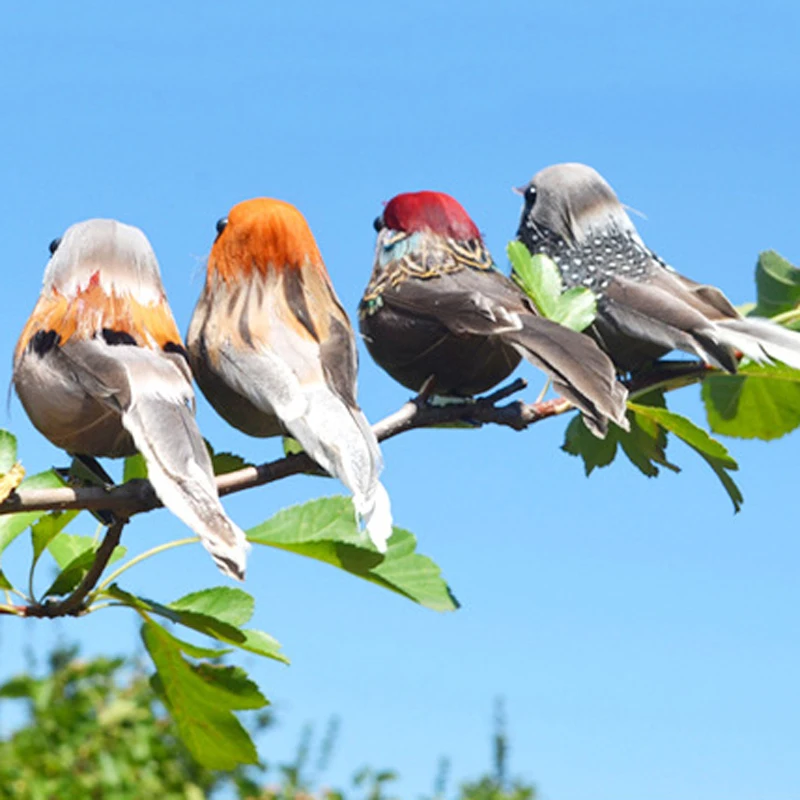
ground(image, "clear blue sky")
xmin=1 ymin=2 xmax=799 ymax=798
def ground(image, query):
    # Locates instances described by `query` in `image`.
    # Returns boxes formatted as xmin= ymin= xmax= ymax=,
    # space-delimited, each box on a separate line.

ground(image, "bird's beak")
xmin=512 ymin=185 xmax=526 ymax=196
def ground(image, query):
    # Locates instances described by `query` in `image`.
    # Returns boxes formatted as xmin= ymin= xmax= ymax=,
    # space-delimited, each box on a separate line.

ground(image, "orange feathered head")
xmin=208 ymin=198 xmax=328 ymax=285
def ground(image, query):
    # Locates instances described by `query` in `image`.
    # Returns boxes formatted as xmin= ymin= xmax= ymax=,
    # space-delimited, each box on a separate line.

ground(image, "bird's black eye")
xmin=373 ymin=215 xmax=384 ymax=233
xmin=525 ymin=185 xmax=537 ymax=204
xmin=48 ymin=237 xmax=61 ymax=256
xmin=215 ymin=217 xmax=228 ymax=236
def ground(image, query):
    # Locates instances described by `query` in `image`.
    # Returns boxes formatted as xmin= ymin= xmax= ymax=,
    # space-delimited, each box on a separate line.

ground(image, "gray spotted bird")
xmin=14 ymin=219 xmax=248 ymax=580
xmin=516 ymin=163 xmax=800 ymax=373
xmin=359 ymin=190 xmax=629 ymax=437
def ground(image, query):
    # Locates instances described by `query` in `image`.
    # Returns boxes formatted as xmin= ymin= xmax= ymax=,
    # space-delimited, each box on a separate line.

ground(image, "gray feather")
xmin=57 ymin=340 xmax=248 ymax=580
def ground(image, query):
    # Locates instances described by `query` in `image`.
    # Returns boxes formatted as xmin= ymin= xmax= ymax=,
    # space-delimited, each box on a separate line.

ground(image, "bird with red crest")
xmin=14 ymin=219 xmax=248 ymax=580
xmin=359 ymin=190 xmax=629 ymax=437
xmin=187 ymin=198 xmax=392 ymax=552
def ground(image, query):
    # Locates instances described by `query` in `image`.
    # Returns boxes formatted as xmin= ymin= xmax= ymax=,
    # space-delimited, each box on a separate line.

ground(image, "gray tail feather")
xmin=507 ymin=317 xmax=629 ymax=437
xmin=123 ymin=397 xmax=249 ymax=581
xmin=716 ymin=317 xmax=800 ymax=371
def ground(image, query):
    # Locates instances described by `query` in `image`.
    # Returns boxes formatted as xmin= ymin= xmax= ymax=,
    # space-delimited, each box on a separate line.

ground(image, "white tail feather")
xmin=716 ymin=318 xmax=800 ymax=371
xmin=355 ymin=481 xmax=393 ymax=553
xmin=283 ymin=386 xmax=393 ymax=551
xmin=123 ymin=398 xmax=249 ymax=581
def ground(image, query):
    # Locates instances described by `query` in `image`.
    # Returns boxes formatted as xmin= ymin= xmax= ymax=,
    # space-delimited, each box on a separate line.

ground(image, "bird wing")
xmin=56 ymin=338 xmax=248 ymax=580
xmin=378 ymin=263 xmax=532 ymax=337
xmin=380 ymin=266 xmax=628 ymax=436
xmin=210 ymin=269 xmax=391 ymax=551
xmin=600 ymin=267 xmax=739 ymax=372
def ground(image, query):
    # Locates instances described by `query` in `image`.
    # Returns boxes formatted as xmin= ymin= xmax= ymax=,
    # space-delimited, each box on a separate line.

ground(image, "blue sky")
xmin=1 ymin=1 xmax=799 ymax=797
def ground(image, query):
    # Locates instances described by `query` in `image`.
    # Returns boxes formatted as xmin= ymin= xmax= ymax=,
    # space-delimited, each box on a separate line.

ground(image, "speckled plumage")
xmin=516 ymin=163 xmax=800 ymax=373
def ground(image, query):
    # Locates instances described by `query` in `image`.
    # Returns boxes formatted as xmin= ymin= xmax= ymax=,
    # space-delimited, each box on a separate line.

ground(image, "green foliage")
xmin=700 ymin=251 xmax=800 ymax=441
xmin=0 ymin=458 xmax=455 ymax=771
xmin=752 ymin=250 xmax=800 ymax=320
xmin=507 ymin=243 xmax=596 ymax=332
xmin=0 ymin=647 xmax=536 ymax=800
xmin=248 ymin=496 xmax=459 ymax=612
xmin=283 ymin=436 xmax=305 ymax=456
xmin=703 ymin=360 xmax=800 ymax=441
xmin=564 ymin=390 xmax=742 ymax=512
xmin=123 ymin=452 xmax=148 ymax=482
xmin=205 ymin=439 xmax=254 ymax=475
xmin=0 ymin=645 xmax=269 ymax=799
xmin=0 ymin=468 xmax=67 ymax=560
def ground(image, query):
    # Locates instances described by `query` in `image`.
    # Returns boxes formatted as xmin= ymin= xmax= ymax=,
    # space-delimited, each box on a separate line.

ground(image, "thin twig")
xmin=0 ymin=361 xmax=716 ymax=519
xmin=24 ymin=517 xmax=127 ymax=618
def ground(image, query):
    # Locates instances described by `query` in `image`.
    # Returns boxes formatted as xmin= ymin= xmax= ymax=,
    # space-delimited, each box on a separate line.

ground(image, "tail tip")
xmin=355 ymin=482 xmax=393 ymax=553
xmin=213 ymin=551 xmax=248 ymax=582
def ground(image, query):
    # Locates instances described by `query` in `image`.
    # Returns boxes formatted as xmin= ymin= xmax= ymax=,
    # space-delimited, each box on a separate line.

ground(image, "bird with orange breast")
xmin=187 ymin=199 xmax=392 ymax=552
xmin=13 ymin=219 xmax=248 ymax=580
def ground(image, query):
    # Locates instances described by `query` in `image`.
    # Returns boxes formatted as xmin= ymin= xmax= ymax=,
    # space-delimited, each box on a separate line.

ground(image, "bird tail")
xmin=123 ymin=395 xmax=249 ymax=580
xmin=714 ymin=317 xmax=800 ymax=371
xmin=505 ymin=316 xmax=630 ymax=437
xmin=287 ymin=387 xmax=393 ymax=552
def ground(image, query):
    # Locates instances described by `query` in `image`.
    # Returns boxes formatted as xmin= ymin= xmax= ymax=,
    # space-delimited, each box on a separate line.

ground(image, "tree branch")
xmin=0 ymin=360 xmax=716 ymax=519
xmin=23 ymin=517 xmax=127 ymax=617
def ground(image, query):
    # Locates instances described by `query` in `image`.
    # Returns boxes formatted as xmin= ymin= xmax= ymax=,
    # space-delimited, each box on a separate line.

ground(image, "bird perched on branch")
xmin=515 ymin=162 xmax=800 ymax=373
xmin=359 ymin=190 xmax=629 ymax=437
xmin=187 ymin=198 xmax=392 ymax=552
xmin=14 ymin=219 xmax=248 ymax=580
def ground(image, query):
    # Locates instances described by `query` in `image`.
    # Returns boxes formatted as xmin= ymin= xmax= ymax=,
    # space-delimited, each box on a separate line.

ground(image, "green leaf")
xmin=0 ymin=431 xmax=17 ymax=474
xmin=508 ymin=244 xmax=597 ymax=331
xmin=31 ymin=510 xmax=79 ymax=567
xmin=564 ymin=391 xmax=678 ymax=479
xmin=0 ymin=675 xmax=35 ymax=699
xmin=0 ymin=470 xmax=67 ymax=560
xmin=169 ymin=587 xmax=254 ymax=628
xmin=122 ymin=454 xmax=148 ymax=482
xmin=158 ymin=626 xmax=232 ymax=659
xmin=562 ymin=415 xmax=620 ymax=475
xmin=247 ymin=496 xmax=458 ymax=612
xmin=190 ymin=663 xmax=268 ymax=710
xmin=212 ymin=452 xmax=252 ymax=476
xmin=48 ymin=534 xmax=97 ymax=569
xmin=45 ymin=548 xmax=101 ymax=596
xmin=753 ymin=250 xmax=800 ymax=318
xmin=551 ymin=286 xmax=597 ymax=332
xmin=106 ymin=585 xmax=288 ymax=664
xmin=282 ymin=436 xmax=304 ymax=456
xmin=204 ymin=439 xmax=253 ymax=476
xmin=235 ymin=629 xmax=286 ymax=661
xmin=508 ymin=244 xmax=563 ymax=318
xmin=142 ymin=620 xmax=263 ymax=770
xmin=628 ymin=403 xmax=743 ymax=513
xmin=0 ymin=569 xmax=12 ymax=590
xmin=702 ymin=360 xmax=800 ymax=440
xmin=44 ymin=535 xmax=127 ymax=597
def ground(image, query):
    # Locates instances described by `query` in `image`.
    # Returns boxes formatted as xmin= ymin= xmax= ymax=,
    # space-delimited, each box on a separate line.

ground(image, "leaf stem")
xmin=770 ymin=307 xmax=800 ymax=327
xmin=24 ymin=517 xmax=127 ymax=618
xmin=93 ymin=537 xmax=197 ymax=595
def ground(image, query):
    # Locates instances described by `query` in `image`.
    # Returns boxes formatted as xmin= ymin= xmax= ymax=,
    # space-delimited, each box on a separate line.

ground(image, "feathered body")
xmin=14 ymin=219 xmax=248 ymax=580
xmin=516 ymin=163 xmax=800 ymax=373
xmin=360 ymin=191 xmax=629 ymax=437
xmin=187 ymin=199 xmax=392 ymax=552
